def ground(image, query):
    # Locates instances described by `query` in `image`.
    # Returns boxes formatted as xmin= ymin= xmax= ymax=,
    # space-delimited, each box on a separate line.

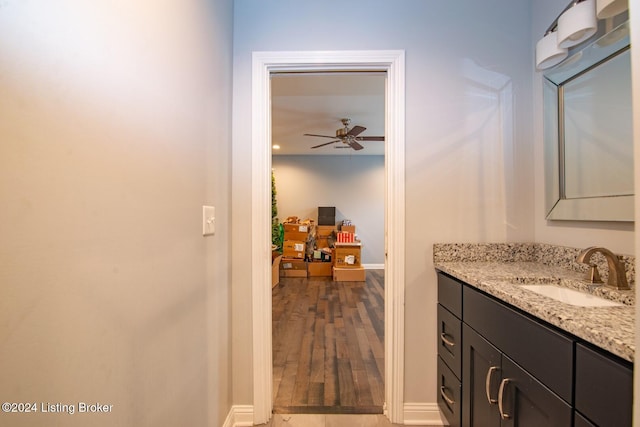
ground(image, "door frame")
xmin=251 ymin=50 xmax=406 ymax=424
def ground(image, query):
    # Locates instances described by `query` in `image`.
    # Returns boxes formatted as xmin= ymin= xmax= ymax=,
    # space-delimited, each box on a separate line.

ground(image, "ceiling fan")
xmin=304 ymin=118 xmax=384 ymax=151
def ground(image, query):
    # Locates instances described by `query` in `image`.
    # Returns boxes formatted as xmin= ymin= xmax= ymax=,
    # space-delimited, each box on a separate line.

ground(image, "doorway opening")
xmin=270 ymin=71 xmax=385 ymax=412
xmin=251 ymin=50 xmax=405 ymax=425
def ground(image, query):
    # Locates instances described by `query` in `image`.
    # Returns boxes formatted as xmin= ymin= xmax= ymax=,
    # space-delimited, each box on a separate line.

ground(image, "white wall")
xmin=531 ymin=0 xmax=635 ymax=254
xmin=273 ymin=155 xmax=385 ymax=264
xmin=232 ymin=0 xmax=534 ymax=408
xmin=0 ymin=1 xmax=233 ymax=426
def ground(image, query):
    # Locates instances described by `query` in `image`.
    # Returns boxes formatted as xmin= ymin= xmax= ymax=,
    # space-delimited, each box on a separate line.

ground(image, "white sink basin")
xmin=521 ymin=285 xmax=623 ymax=307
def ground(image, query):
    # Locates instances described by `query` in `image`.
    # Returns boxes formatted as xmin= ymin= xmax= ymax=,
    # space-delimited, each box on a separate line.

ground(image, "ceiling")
xmin=270 ymin=72 xmax=385 ymax=155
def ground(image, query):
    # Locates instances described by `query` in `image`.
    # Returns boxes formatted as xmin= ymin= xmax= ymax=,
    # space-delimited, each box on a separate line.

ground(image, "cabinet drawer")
xmin=437 ymin=356 xmax=461 ymax=427
xmin=437 ymin=304 xmax=461 ymax=379
xmin=437 ymin=273 xmax=462 ymax=318
xmin=575 ymin=343 xmax=632 ymax=427
xmin=463 ymin=286 xmax=573 ymax=403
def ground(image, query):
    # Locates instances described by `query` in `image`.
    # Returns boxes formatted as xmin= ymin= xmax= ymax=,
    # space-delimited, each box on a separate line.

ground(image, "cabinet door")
xmin=462 ymin=325 xmax=501 ymax=427
xmin=498 ymin=356 xmax=572 ymax=427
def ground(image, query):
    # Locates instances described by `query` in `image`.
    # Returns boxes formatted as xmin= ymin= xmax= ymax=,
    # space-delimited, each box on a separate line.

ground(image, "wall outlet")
xmin=203 ymin=206 xmax=215 ymax=236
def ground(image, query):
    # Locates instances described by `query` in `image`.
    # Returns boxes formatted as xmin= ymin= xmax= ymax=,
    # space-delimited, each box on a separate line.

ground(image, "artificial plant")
xmin=271 ymin=170 xmax=283 ymax=250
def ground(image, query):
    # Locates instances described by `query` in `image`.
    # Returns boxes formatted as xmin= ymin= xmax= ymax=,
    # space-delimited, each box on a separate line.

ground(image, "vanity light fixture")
xmin=557 ymin=0 xmax=597 ymax=48
xmin=536 ymin=30 xmax=568 ymax=70
xmin=536 ymin=0 xmax=599 ymax=70
xmin=596 ymin=0 xmax=628 ymax=19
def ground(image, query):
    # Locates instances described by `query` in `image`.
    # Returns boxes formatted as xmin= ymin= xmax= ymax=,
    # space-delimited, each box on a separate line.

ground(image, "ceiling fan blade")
xmin=349 ymin=141 xmax=364 ymax=150
xmin=304 ymin=133 xmax=336 ymax=139
xmin=347 ymin=125 xmax=366 ymax=137
xmin=358 ymin=136 xmax=385 ymax=141
xmin=311 ymin=140 xmax=339 ymax=149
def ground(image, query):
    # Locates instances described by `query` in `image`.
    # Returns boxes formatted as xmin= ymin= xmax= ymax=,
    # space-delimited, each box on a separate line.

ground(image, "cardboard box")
xmin=341 ymin=225 xmax=356 ymax=233
xmin=308 ymin=261 xmax=333 ymax=277
xmin=283 ymin=240 xmax=306 ymax=259
xmin=333 ymin=266 xmax=366 ymax=282
xmin=334 ymin=243 xmax=361 ymax=268
xmin=280 ymin=258 xmax=308 ymax=277
xmin=284 ymin=230 xmax=309 ymax=241
xmin=283 ymin=223 xmax=311 ymax=233
xmin=316 ymin=226 xmax=335 ymax=238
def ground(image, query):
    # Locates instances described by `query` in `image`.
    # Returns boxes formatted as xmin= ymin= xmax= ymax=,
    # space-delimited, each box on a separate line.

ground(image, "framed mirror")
xmin=543 ymin=19 xmax=633 ymax=221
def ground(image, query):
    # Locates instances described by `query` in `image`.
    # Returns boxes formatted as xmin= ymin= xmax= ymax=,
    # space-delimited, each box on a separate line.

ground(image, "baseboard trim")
xmin=362 ymin=263 xmax=385 ymax=270
xmin=403 ymin=402 xmax=447 ymax=426
xmin=223 ymin=402 xmax=444 ymax=426
xmin=223 ymin=405 xmax=254 ymax=427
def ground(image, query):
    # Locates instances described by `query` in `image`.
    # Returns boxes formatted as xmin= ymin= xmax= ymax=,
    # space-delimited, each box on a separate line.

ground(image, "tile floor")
xmin=255 ymin=414 xmax=440 ymax=426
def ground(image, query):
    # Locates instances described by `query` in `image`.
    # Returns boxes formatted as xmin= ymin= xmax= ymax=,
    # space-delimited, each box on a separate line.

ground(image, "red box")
xmin=336 ymin=232 xmax=355 ymax=243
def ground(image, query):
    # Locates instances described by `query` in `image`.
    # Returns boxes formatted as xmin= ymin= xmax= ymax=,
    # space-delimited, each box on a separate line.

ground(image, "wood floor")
xmin=272 ymin=269 xmax=385 ymax=414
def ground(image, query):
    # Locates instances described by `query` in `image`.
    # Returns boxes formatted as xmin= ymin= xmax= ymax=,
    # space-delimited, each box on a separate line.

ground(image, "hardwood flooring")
xmin=272 ymin=269 xmax=385 ymax=414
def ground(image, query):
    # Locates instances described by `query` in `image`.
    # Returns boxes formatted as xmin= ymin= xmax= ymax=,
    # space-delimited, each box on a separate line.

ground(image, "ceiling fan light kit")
xmin=304 ymin=118 xmax=384 ymax=151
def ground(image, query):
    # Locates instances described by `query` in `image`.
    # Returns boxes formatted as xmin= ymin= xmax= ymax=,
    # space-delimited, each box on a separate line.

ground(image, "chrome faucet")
xmin=576 ymin=247 xmax=630 ymax=290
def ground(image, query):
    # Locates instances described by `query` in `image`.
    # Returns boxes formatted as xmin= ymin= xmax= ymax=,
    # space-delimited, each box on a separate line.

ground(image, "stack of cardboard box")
xmin=332 ymin=221 xmax=366 ymax=281
xmin=308 ymin=224 xmax=335 ymax=277
xmin=280 ymin=218 xmax=313 ymax=277
xmin=279 ymin=217 xmax=366 ymax=282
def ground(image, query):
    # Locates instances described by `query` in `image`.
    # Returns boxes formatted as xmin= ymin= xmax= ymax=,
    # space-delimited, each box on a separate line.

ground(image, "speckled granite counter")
xmin=434 ymin=243 xmax=635 ymax=362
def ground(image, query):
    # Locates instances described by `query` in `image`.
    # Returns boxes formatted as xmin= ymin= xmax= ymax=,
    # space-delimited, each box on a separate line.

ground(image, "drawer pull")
xmin=498 ymin=378 xmax=512 ymax=420
xmin=440 ymin=332 xmax=456 ymax=347
xmin=439 ymin=386 xmax=456 ymax=406
xmin=484 ymin=366 xmax=499 ymax=404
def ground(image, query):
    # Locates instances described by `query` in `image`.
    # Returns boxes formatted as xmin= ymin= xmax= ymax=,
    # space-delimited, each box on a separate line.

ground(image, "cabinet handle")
xmin=440 ymin=332 xmax=455 ymax=347
xmin=439 ymin=386 xmax=456 ymax=406
xmin=498 ymin=378 xmax=512 ymax=420
xmin=484 ymin=366 xmax=499 ymax=404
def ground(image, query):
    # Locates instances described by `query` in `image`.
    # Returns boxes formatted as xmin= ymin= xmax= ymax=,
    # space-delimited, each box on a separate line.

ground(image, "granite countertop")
xmin=434 ymin=243 xmax=635 ymax=363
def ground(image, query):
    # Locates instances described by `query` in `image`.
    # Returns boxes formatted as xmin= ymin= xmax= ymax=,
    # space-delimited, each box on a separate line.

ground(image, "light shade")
xmin=536 ymin=30 xmax=569 ymax=70
xmin=557 ymin=0 xmax=598 ymax=48
xmin=596 ymin=0 xmax=628 ymax=19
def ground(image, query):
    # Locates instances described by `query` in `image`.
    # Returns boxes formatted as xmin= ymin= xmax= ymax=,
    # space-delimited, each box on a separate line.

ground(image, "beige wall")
xmin=0 ymin=0 xmax=233 ymax=426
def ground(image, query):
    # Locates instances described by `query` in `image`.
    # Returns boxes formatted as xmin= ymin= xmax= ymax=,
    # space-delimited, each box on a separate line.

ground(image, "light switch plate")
xmin=203 ymin=206 xmax=215 ymax=236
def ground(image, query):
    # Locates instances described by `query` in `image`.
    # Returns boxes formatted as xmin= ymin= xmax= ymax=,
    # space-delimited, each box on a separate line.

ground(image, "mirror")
xmin=543 ymin=19 xmax=633 ymax=221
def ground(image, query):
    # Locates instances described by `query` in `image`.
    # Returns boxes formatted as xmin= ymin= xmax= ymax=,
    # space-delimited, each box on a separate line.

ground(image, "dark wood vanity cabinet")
xmin=436 ymin=271 xmax=632 ymax=427
xmin=463 ymin=324 xmax=571 ymax=426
